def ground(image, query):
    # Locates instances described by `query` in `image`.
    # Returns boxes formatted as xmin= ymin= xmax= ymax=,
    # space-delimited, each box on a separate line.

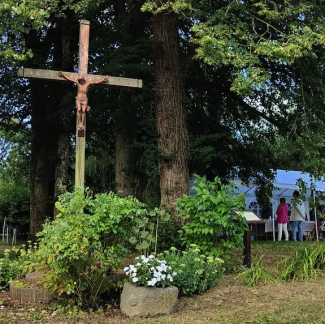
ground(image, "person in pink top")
xmin=276 ymin=198 xmax=289 ymax=241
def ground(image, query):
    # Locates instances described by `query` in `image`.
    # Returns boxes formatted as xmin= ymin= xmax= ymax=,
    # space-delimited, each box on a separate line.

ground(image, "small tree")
xmin=176 ymin=175 xmax=247 ymax=256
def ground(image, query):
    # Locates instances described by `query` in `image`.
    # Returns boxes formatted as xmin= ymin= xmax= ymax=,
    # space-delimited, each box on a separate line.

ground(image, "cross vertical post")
xmin=75 ymin=20 xmax=90 ymax=189
xmin=78 ymin=20 xmax=89 ymax=79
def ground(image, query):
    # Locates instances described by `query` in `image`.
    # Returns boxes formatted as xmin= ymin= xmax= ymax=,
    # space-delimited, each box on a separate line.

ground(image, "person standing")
xmin=291 ymin=190 xmax=306 ymax=241
xmin=276 ymin=198 xmax=289 ymax=241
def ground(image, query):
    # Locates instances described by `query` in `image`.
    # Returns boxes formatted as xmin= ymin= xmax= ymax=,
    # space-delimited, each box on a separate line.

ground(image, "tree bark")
xmin=115 ymin=90 xmax=140 ymax=197
xmin=27 ymin=17 xmax=76 ymax=238
xmin=153 ymin=11 xmax=190 ymax=212
xmin=53 ymin=17 xmax=74 ymax=216
xmin=29 ymin=79 xmax=58 ymax=239
xmin=25 ymin=27 xmax=57 ymax=240
xmin=115 ymin=133 xmax=135 ymax=196
xmin=54 ymin=106 xmax=70 ymax=217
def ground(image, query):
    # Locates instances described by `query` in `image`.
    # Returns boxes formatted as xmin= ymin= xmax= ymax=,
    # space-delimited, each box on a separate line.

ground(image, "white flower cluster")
xmin=124 ymin=255 xmax=177 ymax=287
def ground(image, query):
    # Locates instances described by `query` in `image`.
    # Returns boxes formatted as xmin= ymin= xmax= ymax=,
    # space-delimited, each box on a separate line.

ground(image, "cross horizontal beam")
xmin=17 ymin=68 xmax=143 ymax=88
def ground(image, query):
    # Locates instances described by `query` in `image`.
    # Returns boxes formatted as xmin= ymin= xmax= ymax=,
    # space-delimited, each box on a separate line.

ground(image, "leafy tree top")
xmin=0 ymin=0 xmax=93 ymax=62
xmin=142 ymin=0 xmax=325 ymax=95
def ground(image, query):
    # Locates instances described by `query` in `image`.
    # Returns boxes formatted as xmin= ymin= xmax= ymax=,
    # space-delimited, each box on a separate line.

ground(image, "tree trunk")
xmin=115 ymin=133 xmax=135 ymax=196
xmin=54 ymin=107 xmax=70 ymax=217
xmin=25 ymin=27 xmax=57 ymax=240
xmin=153 ymin=11 xmax=190 ymax=212
xmin=27 ymin=16 xmax=76 ymax=237
xmin=54 ymin=17 xmax=74 ymax=216
xmin=115 ymin=90 xmax=139 ymax=197
xmin=29 ymin=80 xmax=58 ymax=239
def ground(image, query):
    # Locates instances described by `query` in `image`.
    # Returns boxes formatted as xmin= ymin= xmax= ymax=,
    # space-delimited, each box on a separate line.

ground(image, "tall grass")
xmin=237 ymin=257 xmax=276 ymax=286
xmin=280 ymin=244 xmax=325 ymax=281
xmin=238 ymin=242 xmax=325 ymax=285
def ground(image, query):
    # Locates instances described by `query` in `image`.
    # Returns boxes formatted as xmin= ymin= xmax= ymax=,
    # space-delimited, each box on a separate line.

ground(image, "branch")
xmin=267 ymin=0 xmax=279 ymax=13
xmin=245 ymin=11 xmax=285 ymax=37
xmin=234 ymin=94 xmax=283 ymax=128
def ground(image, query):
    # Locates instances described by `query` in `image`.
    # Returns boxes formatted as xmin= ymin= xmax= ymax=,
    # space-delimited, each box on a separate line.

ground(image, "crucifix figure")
xmin=18 ymin=20 xmax=142 ymax=189
xmin=58 ymin=72 xmax=108 ymax=135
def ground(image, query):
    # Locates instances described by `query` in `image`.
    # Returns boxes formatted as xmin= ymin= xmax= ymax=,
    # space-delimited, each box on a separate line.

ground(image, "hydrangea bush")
xmin=124 ymin=255 xmax=176 ymax=288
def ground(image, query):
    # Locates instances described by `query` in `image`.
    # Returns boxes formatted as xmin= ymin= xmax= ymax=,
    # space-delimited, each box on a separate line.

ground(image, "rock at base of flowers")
xmin=10 ymin=282 xmax=54 ymax=303
xmin=120 ymin=282 xmax=178 ymax=318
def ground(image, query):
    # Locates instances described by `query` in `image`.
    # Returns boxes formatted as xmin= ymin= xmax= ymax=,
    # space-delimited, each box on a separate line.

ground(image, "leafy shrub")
xmin=124 ymin=255 xmax=176 ymax=287
xmin=159 ymin=246 xmax=224 ymax=296
xmin=32 ymin=189 xmax=148 ymax=309
xmin=156 ymin=220 xmax=183 ymax=253
xmin=129 ymin=208 xmax=170 ymax=256
xmin=0 ymin=249 xmax=20 ymax=288
xmin=176 ymin=175 xmax=247 ymax=256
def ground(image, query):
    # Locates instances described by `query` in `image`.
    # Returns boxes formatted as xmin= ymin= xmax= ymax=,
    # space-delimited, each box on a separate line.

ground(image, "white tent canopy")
xmin=231 ymin=170 xmax=325 ymax=241
xmin=189 ymin=170 xmax=325 ymax=241
xmin=231 ymin=170 xmax=325 ymax=217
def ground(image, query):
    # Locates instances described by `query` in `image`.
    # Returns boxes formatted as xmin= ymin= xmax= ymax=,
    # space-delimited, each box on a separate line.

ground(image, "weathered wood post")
xmin=243 ymin=228 xmax=251 ymax=268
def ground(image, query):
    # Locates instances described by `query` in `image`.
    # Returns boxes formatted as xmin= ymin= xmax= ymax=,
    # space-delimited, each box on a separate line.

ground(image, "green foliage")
xmin=0 ymin=130 xmax=30 ymax=235
xmin=32 ymin=189 xmax=148 ymax=309
xmin=280 ymin=245 xmax=325 ymax=281
xmin=0 ymin=0 xmax=47 ymax=62
xmin=160 ymin=246 xmax=224 ymax=297
xmin=237 ymin=244 xmax=325 ymax=287
xmin=237 ymin=258 xmax=276 ymax=287
xmin=129 ymin=208 xmax=170 ymax=256
xmin=176 ymin=175 xmax=247 ymax=255
xmin=295 ymin=178 xmax=308 ymax=203
xmin=254 ymin=174 xmax=276 ymax=210
xmin=143 ymin=1 xmax=325 ymax=95
xmin=156 ymin=220 xmax=183 ymax=253
xmin=0 ymin=0 xmax=93 ymax=63
xmin=13 ymin=241 xmax=45 ymax=278
xmin=124 ymin=255 xmax=176 ymax=288
xmin=141 ymin=0 xmax=325 ymax=183
xmin=0 ymin=249 xmax=20 ymax=288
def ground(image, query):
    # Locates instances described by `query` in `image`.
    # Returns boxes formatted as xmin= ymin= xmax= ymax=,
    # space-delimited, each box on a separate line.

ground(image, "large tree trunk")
xmin=25 ymin=28 xmax=58 ymax=240
xmin=153 ymin=11 xmax=190 ymax=211
xmin=27 ymin=17 xmax=76 ymax=237
xmin=29 ymin=80 xmax=58 ymax=239
xmin=115 ymin=133 xmax=135 ymax=197
xmin=54 ymin=17 xmax=74 ymax=216
xmin=115 ymin=91 xmax=139 ymax=197
xmin=54 ymin=104 xmax=70 ymax=217
xmin=111 ymin=1 xmax=147 ymax=198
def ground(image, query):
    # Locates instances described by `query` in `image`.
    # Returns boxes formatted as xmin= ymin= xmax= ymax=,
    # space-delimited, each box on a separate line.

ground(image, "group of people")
xmin=276 ymin=190 xmax=307 ymax=241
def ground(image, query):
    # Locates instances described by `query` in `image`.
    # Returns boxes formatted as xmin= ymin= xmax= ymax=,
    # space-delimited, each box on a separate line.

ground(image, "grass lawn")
xmin=1 ymin=240 xmax=325 ymax=323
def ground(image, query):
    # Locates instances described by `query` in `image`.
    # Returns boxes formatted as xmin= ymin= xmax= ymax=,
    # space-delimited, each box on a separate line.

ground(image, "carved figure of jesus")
xmin=58 ymin=72 xmax=108 ymax=132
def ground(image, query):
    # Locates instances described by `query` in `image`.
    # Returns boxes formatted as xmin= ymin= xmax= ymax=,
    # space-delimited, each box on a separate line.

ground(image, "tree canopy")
xmin=2 ymin=0 xmax=325 ymax=234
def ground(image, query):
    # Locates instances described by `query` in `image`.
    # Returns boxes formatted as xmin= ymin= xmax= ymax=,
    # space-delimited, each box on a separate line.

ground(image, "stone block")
xmin=25 ymin=272 xmax=46 ymax=284
xmin=120 ymin=282 xmax=178 ymax=318
xmin=10 ymin=282 xmax=54 ymax=303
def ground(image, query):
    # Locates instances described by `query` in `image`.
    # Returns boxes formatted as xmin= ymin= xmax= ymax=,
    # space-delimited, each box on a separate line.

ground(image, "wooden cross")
xmin=18 ymin=20 xmax=142 ymax=189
